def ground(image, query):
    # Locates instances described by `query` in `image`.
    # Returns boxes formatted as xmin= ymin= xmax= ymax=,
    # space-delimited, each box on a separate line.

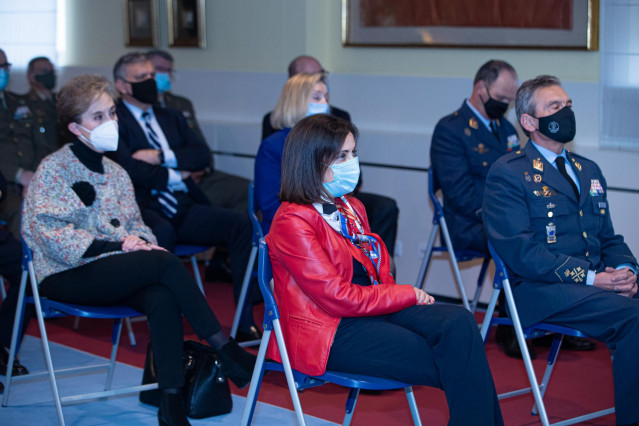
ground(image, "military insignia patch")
xmin=533 ymin=174 xmax=542 ymax=183
xmin=590 ymin=179 xmax=604 ymax=196
xmin=569 ymin=267 xmax=585 ymax=283
xmin=469 ymin=118 xmax=478 ymax=129
xmin=507 ymin=134 xmax=519 ymax=152
xmin=533 ymin=159 xmax=543 ymax=172
xmin=524 ymin=172 xmax=531 ymax=182
xmin=546 ymin=223 xmax=557 ymax=244
xmin=473 ymin=143 xmax=488 ymax=154
xmin=464 ymin=128 xmax=471 ymax=136
xmin=573 ymin=160 xmax=582 ymax=171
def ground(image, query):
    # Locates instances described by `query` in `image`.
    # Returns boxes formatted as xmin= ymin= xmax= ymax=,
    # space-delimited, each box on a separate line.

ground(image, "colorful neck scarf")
xmin=314 ymin=196 xmax=382 ymax=285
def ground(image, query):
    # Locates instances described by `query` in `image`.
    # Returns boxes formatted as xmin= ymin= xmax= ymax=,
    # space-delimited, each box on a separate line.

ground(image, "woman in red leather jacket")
xmin=264 ymin=114 xmax=503 ymax=425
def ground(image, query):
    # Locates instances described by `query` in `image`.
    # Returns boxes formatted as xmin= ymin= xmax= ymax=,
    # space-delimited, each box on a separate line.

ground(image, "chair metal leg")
xmin=439 ymin=217 xmax=471 ymax=311
xmin=240 ymin=329 xmax=271 ymax=426
xmin=531 ymin=334 xmax=562 ymax=415
xmin=273 ymin=319 xmax=306 ymax=426
xmin=105 ymin=318 xmax=124 ymax=391
xmin=405 ymin=386 xmax=423 ymax=426
xmin=415 ymin=224 xmax=438 ymax=289
xmin=28 ymin=261 xmax=66 ymax=426
xmin=124 ymin=317 xmax=136 ymax=346
xmin=503 ymin=279 xmax=550 ymax=426
xmin=480 ymin=287 xmax=500 ymax=342
xmin=2 ymin=270 xmax=28 ymax=408
xmin=342 ymin=388 xmax=360 ymax=426
xmin=470 ymin=258 xmax=490 ymax=313
xmin=0 ymin=276 xmax=5 ymax=300
xmin=231 ymin=246 xmax=259 ymax=347
xmin=190 ymin=255 xmax=204 ymax=294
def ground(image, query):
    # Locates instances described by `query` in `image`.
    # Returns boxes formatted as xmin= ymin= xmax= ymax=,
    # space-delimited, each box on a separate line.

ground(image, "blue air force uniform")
xmin=430 ymin=101 xmax=519 ymax=252
xmin=483 ymin=141 xmax=639 ymax=424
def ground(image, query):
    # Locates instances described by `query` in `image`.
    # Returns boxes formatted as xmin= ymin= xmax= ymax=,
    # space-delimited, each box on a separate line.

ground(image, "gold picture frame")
xmin=124 ymin=0 xmax=159 ymax=47
xmin=167 ymin=0 xmax=206 ymax=48
xmin=343 ymin=0 xmax=599 ymax=50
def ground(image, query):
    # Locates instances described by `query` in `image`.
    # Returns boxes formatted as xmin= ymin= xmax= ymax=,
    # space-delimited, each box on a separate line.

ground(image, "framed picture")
xmin=342 ymin=0 xmax=599 ymax=50
xmin=124 ymin=0 xmax=159 ymax=47
xmin=167 ymin=0 xmax=206 ymax=48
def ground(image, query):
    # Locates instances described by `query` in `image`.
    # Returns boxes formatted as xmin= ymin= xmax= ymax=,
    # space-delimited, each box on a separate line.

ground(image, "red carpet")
xmin=25 ymin=264 xmax=617 ymax=425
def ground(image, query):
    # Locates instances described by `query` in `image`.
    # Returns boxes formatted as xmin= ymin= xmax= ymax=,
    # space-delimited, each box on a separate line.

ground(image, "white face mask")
xmin=77 ymin=120 xmax=119 ymax=152
xmin=307 ymin=102 xmax=329 ymax=116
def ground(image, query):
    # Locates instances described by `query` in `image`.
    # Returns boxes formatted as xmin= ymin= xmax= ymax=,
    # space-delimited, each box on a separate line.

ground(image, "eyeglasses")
xmin=0 ymin=62 xmax=12 ymax=70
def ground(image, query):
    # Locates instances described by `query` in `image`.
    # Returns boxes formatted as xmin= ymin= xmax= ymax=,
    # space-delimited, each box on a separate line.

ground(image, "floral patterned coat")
xmin=22 ymin=144 xmax=157 ymax=284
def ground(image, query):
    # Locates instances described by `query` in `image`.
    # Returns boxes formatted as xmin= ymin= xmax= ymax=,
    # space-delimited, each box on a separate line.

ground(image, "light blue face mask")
xmin=0 ymin=69 xmax=9 ymax=91
xmin=323 ymin=156 xmax=360 ymax=198
xmin=155 ymin=72 xmax=172 ymax=93
xmin=307 ymin=102 xmax=329 ymax=116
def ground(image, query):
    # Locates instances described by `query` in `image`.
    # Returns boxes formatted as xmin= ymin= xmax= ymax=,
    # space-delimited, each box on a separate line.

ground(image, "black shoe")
xmin=235 ymin=325 xmax=262 ymax=345
xmin=495 ymin=325 xmax=537 ymax=360
xmin=214 ymin=339 xmax=257 ymax=389
xmin=158 ymin=391 xmax=191 ymax=426
xmin=0 ymin=348 xmax=29 ymax=376
xmin=204 ymin=258 xmax=233 ymax=284
xmin=534 ymin=334 xmax=596 ymax=351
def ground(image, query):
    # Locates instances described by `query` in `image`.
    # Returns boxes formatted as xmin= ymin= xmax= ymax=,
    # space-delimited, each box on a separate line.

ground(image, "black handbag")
xmin=140 ymin=340 xmax=233 ymax=419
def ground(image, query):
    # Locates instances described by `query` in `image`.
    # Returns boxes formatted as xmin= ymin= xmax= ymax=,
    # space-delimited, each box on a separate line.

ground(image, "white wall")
xmin=54 ymin=0 xmax=638 ymax=302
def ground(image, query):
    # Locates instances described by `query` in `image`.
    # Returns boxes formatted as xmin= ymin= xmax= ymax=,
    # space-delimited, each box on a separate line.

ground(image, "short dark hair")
xmin=27 ymin=56 xmax=52 ymax=74
xmin=147 ymin=49 xmax=174 ymax=63
xmin=473 ymin=59 xmax=516 ymax=86
xmin=515 ymin=75 xmax=562 ymax=137
xmin=113 ymin=52 xmax=149 ymax=81
xmin=280 ymin=114 xmax=358 ymax=204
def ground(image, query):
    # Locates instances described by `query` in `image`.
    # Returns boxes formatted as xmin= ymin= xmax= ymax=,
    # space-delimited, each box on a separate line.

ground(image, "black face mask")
xmin=483 ymin=88 xmax=509 ymax=119
xmin=35 ymin=70 xmax=56 ymax=90
xmin=127 ymin=77 xmax=158 ymax=104
xmin=536 ymin=106 xmax=576 ymax=143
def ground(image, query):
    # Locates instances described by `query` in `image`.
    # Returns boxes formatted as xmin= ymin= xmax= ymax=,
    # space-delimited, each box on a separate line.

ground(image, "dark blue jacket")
xmin=254 ymin=128 xmax=291 ymax=234
xmin=430 ymin=101 xmax=519 ymax=251
xmin=483 ymin=141 xmax=636 ymax=325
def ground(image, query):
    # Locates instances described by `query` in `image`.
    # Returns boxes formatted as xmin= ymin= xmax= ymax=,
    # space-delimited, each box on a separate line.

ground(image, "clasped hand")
xmin=121 ymin=235 xmax=166 ymax=253
xmin=414 ymin=287 xmax=435 ymax=305
xmin=594 ymin=267 xmax=638 ymax=297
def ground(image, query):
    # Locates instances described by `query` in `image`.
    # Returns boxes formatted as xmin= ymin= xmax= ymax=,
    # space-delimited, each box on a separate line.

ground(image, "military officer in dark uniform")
xmin=483 ymin=75 xmax=639 ymax=426
xmin=25 ymin=56 xmax=62 ymax=149
xmin=147 ymin=49 xmax=250 ymax=213
xmin=431 ymin=59 xmax=520 ymax=254
xmin=0 ymin=48 xmax=54 ymax=236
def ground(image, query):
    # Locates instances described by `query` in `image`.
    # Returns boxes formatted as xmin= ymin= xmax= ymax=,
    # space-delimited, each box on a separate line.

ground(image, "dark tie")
xmin=141 ymin=111 xmax=178 ymax=218
xmin=489 ymin=121 xmax=499 ymax=140
xmin=555 ymin=156 xmax=579 ymax=199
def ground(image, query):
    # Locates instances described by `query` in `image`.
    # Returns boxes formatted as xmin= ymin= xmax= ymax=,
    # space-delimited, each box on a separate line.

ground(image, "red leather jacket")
xmin=264 ymin=198 xmax=416 ymax=376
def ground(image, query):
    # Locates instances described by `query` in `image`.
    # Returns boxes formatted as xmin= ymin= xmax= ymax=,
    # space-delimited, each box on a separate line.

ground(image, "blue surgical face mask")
xmin=0 ymin=69 xmax=9 ymax=91
xmin=155 ymin=72 xmax=172 ymax=93
xmin=307 ymin=102 xmax=329 ymax=116
xmin=323 ymin=156 xmax=360 ymax=198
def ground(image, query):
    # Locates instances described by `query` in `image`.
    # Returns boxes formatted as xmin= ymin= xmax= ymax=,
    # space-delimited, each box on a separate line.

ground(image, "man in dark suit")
xmin=262 ymin=55 xmax=400 ymax=256
xmin=483 ymin=75 xmax=639 ymax=425
xmin=148 ymin=49 xmax=249 ymax=213
xmin=111 ymin=52 xmax=258 ymax=338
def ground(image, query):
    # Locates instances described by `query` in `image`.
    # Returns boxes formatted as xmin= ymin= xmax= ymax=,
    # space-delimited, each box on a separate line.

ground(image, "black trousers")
xmin=142 ymin=200 xmax=253 ymax=305
xmin=327 ymin=304 xmax=504 ymax=426
xmin=40 ymin=250 xmax=221 ymax=389
xmin=538 ymin=290 xmax=639 ymax=424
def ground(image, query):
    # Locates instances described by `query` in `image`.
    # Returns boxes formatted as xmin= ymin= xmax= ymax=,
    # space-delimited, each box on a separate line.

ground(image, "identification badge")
xmin=546 ymin=223 xmax=557 ymax=244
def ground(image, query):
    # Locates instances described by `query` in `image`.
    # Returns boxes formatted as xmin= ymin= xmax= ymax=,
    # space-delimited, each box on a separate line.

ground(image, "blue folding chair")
xmin=415 ymin=168 xmax=490 ymax=312
xmin=1 ymin=240 xmax=158 ymax=426
xmin=240 ymin=239 xmax=422 ymax=426
xmin=174 ymin=244 xmax=209 ymax=295
xmin=229 ymin=181 xmax=262 ymax=348
xmin=480 ymin=240 xmax=614 ymax=426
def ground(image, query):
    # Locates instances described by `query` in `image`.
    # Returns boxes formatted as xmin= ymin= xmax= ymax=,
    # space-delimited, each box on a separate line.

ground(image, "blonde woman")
xmin=254 ymin=73 xmax=328 ymax=233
